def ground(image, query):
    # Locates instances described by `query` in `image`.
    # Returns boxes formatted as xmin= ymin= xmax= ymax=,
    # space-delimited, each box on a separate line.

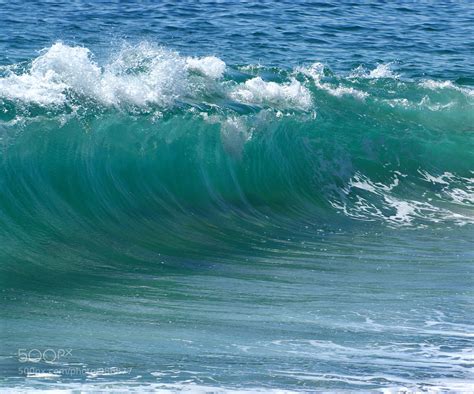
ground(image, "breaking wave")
xmin=0 ymin=42 xmax=473 ymax=242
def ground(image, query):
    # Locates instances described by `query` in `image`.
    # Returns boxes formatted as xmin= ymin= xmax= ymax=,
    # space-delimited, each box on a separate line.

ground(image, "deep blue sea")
xmin=1 ymin=1 xmax=473 ymax=391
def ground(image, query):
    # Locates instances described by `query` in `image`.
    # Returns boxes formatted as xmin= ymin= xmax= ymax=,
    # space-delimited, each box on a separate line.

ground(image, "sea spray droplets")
xmin=32 ymin=43 xmax=102 ymax=96
xmin=102 ymin=42 xmax=188 ymax=106
xmin=331 ymin=171 xmax=474 ymax=227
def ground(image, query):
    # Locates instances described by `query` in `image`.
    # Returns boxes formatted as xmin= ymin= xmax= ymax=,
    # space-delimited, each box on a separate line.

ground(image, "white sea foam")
xmin=0 ymin=69 xmax=67 ymax=105
xmin=2 ymin=382 xmax=300 ymax=393
xmin=0 ymin=42 xmax=189 ymax=107
xmin=332 ymin=171 xmax=474 ymax=226
xmin=419 ymin=170 xmax=474 ymax=206
xmin=230 ymin=77 xmax=312 ymax=110
xmin=421 ymin=80 xmax=457 ymax=90
xmin=419 ymin=170 xmax=454 ymax=185
xmin=5 ymin=379 xmax=473 ymax=393
xmin=350 ymin=63 xmax=399 ymax=79
xmin=420 ymin=79 xmax=474 ymax=97
xmin=325 ymin=86 xmax=369 ymax=99
xmin=368 ymin=63 xmax=398 ymax=79
xmin=349 ymin=173 xmax=398 ymax=193
xmin=1 ymin=42 xmax=472 ymax=119
xmin=297 ymin=62 xmax=368 ymax=100
xmin=186 ymin=56 xmax=226 ymax=79
xmin=0 ymin=43 xmax=317 ymax=112
xmin=267 ymin=332 xmax=474 ymax=391
xmin=296 ymin=62 xmax=326 ymax=81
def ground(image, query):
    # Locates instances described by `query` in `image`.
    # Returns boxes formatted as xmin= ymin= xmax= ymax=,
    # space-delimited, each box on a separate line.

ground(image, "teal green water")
xmin=1 ymin=1 xmax=474 ymax=391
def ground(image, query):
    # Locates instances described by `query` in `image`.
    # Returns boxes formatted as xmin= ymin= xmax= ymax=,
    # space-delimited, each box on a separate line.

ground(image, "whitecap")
xmin=297 ymin=62 xmax=368 ymax=100
xmin=420 ymin=79 xmax=474 ymax=97
xmin=230 ymin=77 xmax=312 ymax=110
xmin=350 ymin=63 xmax=399 ymax=79
xmin=186 ymin=56 xmax=226 ymax=79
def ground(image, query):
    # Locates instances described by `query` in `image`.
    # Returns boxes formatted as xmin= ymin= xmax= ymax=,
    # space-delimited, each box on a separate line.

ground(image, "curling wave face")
xmin=1 ymin=42 xmax=473 ymax=236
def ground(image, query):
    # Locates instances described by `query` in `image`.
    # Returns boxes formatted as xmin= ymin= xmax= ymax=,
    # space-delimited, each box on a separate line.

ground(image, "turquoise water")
xmin=1 ymin=1 xmax=473 ymax=391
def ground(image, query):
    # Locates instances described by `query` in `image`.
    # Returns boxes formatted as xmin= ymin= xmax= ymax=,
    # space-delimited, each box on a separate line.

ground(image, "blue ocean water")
xmin=0 ymin=1 xmax=473 ymax=391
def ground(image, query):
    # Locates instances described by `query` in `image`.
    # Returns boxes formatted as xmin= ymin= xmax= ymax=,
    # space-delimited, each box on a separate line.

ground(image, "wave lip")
xmin=1 ymin=42 xmax=473 ymax=115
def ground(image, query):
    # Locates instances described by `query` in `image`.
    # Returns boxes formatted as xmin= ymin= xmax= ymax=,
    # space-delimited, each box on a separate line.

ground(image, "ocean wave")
xmin=0 ymin=42 xmax=473 ymax=230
